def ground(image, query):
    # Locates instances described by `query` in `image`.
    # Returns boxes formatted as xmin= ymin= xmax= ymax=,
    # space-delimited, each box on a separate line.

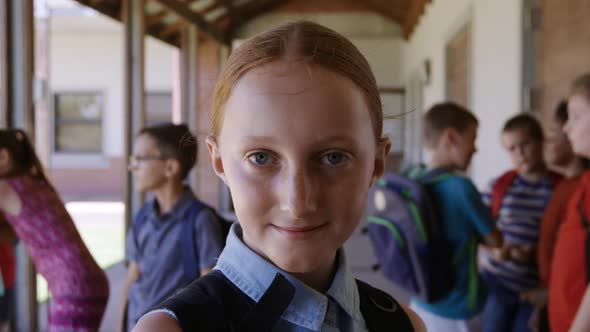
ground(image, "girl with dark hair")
xmin=0 ymin=129 xmax=109 ymax=331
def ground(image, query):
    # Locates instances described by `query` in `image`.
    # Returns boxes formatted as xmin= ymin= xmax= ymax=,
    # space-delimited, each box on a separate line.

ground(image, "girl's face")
xmin=545 ymin=120 xmax=575 ymax=167
xmin=565 ymin=94 xmax=590 ymax=158
xmin=0 ymin=148 xmax=15 ymax=177
xmin=208 ymin=61 xmax=389 ymax=274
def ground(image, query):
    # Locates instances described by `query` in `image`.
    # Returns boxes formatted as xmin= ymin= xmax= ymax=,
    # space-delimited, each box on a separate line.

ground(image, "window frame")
xmin=50 ymin=89 xmax=108 ymax=170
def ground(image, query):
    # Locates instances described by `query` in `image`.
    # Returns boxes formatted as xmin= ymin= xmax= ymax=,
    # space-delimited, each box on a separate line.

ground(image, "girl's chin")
xmin=269 ymin=250 xmax=333 ymax=274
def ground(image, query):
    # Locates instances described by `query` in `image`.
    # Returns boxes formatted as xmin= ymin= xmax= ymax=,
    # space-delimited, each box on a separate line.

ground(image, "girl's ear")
xmin=206 ymin=136 xmax=227 ymax=184
xmin=370 ymin=137 xmax=392 ymax=186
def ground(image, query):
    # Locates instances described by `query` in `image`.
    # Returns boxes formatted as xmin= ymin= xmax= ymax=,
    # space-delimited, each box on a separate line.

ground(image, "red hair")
xmin=211 ymin=21 xmax=383 ymax=143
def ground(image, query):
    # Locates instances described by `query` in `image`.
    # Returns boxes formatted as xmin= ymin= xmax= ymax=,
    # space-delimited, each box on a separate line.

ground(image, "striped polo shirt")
xmin=481 ymin=174 xmax=554 ymax=291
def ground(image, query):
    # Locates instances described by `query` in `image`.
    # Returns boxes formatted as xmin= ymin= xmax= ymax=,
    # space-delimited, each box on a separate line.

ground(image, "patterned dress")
xmin=3 ymin=175 xmax=109 ymax=331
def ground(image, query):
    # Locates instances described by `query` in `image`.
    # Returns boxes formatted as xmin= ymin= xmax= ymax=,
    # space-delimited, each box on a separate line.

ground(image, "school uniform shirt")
xmin=145 ymin=223 xmax=369 ymax=331
xmin=411 ymin=175 xmax=494 ymax=319
xmin=125 ymin=187 xmax=226 ymax=331
xmin=481 ymin=175 xmax=554 ymax=291
xmin=548 ymin=171 xmax=590 ymax=332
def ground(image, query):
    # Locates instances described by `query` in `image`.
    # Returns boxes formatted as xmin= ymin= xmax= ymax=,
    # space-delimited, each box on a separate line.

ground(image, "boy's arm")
xmin=120 ymin=261 xmax=141 ymax=332
xmin=508 ymin=244 xmax=536 ymax=263
xmin=195 ymin=209 xmax=225 ymax=276
xmin=461 ymin=178 xmax=503 ymax=248
xmin=570 ymin=285 xmax=590 ymax=332
xmin=483 ymin=228 xmax=503 ymax=248
xmin=121 ymin=223 xmax=141 ymax=332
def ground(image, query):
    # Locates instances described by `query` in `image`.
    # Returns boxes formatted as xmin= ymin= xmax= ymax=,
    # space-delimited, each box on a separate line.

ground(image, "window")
xmin=54 ymin=92 xmax=103 ymax=153
xmin=146 ymin=92 xmax=172 ymax=125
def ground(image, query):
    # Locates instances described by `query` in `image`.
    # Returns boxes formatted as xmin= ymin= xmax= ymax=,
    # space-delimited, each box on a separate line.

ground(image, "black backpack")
xmin=155 ymin=270 xmax=415 ymax=332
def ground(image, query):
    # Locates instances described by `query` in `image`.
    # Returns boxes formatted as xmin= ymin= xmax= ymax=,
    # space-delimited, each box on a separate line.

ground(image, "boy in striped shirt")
xmin=481 ymin=114 xmax=559 ymax=332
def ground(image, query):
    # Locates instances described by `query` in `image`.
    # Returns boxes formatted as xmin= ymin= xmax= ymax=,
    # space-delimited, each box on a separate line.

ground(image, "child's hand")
xmin=520 ymin=288 xmax=548 ymax=307
xmin=492 ymin=245 xmax=511 ymax=261
xmin=509 ymin=244 xmax=536 ymax=263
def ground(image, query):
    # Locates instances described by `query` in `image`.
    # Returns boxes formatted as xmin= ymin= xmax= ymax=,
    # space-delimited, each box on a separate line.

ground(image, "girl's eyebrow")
xmin=239 ymin=135 xmax=359 ymax=145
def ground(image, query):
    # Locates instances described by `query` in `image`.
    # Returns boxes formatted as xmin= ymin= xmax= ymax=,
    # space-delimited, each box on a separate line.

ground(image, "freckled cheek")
xmin=225 ymin=161 xmax=278 ymax=221
xmin=323 ymin=172 xmax=370 ymax=228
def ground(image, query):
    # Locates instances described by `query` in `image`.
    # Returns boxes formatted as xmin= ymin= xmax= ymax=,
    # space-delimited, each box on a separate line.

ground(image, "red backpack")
xmin=490 ymin=170 xmax=562 ymax=220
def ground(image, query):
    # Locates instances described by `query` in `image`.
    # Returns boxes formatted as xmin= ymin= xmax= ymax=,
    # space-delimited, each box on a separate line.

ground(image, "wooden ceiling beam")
xmin=146 ymin=10 xmax=169 ymax=26
xmin=153 ymin=0 xmax=228 ymax=44
xmin=197 ymin=2 xmax=222 ymax=15
xmin=74 ymin=0 xmax=121 ymax=20
xmin=218 ymin=0 xmax=243 ymax=26
xmin=404 ymin=0 xmax=431 ymax=39
xmin=147 ymin=22 xmax=182 ymax=46
xmin=362 ymin=0 xmax=407 ymax=24
xmin=160 ymin=20 xmax=187 ymax=37
xmin=225 ymin=0 xmax=286 ymax=34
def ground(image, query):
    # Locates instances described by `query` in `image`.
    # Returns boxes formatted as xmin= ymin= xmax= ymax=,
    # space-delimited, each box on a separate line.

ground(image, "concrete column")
xmin=7 ymin=0 xmax=38 ymax=330
xmin=123 ymin=0 xmax=146 ymax=231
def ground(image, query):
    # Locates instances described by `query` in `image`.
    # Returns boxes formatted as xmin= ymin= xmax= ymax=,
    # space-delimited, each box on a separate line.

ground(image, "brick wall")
xmin=193 ymin=37 xmax=222 ymax=208
xmin=538 ymin=0 xmax=590 ymax=122
xmin=446 ymin=23 xmax=471 ymax=108
xmin=49 ymin=157 xmax=125 ymax=201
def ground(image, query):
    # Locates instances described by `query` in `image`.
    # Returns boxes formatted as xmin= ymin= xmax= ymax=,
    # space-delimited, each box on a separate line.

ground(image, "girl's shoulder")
xmin=0 ymin=178 xmax=22 ymax=216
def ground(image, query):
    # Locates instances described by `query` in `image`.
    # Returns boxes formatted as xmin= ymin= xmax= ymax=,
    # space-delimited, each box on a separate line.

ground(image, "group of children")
xmin=407 ymin=79 xmax=590 ymax=332
xmin=0 ymin=20 xmax=589 ymax=332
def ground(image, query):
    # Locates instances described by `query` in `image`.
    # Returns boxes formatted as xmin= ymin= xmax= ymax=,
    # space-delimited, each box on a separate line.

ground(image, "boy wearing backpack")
xmin=480 ymin=114 xmax=559 ymax=332
xmin=409 ymin=102 xmax=502 ymax=332
xmin=121 ymin=123 xmax=226 ymax=332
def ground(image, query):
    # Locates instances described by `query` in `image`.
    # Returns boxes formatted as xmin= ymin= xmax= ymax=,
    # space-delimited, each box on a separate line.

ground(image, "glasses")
xmin=128 ymin=155 xmax=168 ymax=167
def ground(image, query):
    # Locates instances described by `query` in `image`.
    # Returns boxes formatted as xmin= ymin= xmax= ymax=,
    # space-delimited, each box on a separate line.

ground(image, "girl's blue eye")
xmin=248 ymin=152 xmax=273 ymax=166
xmin=321 ymin=152 xmax=348 ymax=166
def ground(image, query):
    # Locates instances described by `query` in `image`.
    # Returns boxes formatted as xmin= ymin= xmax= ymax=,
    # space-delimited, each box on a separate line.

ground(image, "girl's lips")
xmin=271 ymin=223 xmax=328 ymax=238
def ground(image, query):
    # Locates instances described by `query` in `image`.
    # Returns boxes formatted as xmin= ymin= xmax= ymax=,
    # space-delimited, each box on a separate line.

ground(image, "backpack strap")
xmin=356 ymin=279 xmax=414 ymax=332
xmin=491 ymin=170 xmax=518 ymax=220
xmin=418 ymin=167 xmax=453 ymax=184
xmin=180 ymin=200 xmax=206 ymax=283
xmin=236 ymin=272 xmax=295 ymax=331
xmin=157 ymin=270 xmax=295 ymax=331
xmin=578 ymin=191 xmax=590 ymax=284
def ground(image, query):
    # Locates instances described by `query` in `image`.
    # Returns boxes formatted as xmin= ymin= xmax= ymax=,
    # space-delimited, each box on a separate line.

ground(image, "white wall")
xmin=50 ymin=14 xmax=174 ymax=159
xmin=401 ymin=0 xmax=523 ymax=188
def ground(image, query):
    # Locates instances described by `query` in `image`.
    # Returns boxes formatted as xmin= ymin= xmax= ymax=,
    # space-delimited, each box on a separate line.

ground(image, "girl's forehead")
xmin=218 ymin=61 xmax=375 ymax=145
xmin=235 ymin=61 xmax=347 ymax=96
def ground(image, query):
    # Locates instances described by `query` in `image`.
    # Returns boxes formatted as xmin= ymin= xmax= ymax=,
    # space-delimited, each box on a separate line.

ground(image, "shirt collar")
xmin=147 ymin=186 xmax=195 ymax=222
xmin=214 ymin=224 xmax=363 ymax=331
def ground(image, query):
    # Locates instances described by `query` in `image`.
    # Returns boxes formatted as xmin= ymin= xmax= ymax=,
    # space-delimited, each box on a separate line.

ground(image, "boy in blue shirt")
xmin=410 ymin=102 xmax=502 ymax=331
xmin=121 ymin=123 xmax=226 ymax=331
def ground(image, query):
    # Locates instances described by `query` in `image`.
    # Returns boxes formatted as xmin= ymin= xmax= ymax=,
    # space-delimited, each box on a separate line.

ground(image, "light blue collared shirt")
xmin=144 ymin=224 xmax=369 ymax=331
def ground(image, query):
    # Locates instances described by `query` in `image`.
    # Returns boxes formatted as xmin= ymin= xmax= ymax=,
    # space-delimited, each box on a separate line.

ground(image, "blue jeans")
xmin=481 ymin=273 xmax=534 ymax=332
